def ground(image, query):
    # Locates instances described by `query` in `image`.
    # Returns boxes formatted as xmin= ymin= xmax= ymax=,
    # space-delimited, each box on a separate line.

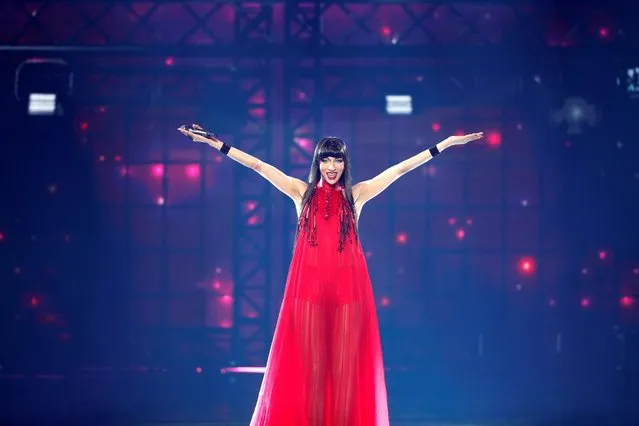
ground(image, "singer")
xmin=178 ymin=124 xmax=483 ymax=426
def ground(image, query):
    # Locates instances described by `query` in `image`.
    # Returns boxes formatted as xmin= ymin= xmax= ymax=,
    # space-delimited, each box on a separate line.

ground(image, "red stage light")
xmin=185 ymin=164 xmax=200 ymax=179
xmin=395 ymin=232 xmax=408 ymax=245
xmin=0 ymin=232 xmax=4 ymax=241
xmin=517 ymin=256 xmax=536 ymax=275
xmin=380 ymin=296 xmax=390 ymax=307
xmin=195 ymin=367 xmax=203 ymax=373
xmin=151 ymin=164 xmax=164 ymax=178
xmin=580 ymin=297 xmax=591 ymax=308
xmin=486 ymin=131 xmax=502 ymax=148
xmin=455 ymin=228 xmax=465 ymax=240
xmin=165 ymin=56 xmax=174 ymax=66
xmin=620 ymin=296 xmax=634 ymax=308
xmin=598 ymin=250 xmax=607 ymax=260
xmin=598 ymin=27 xmax=609 ymax=38
xmin=80 ymin=121 xmax=88 ymax=131
xmin=381 ymin=26 xmax=391 ymax=36
xmin=448 ymin=217 xmax=456 ymax=226
xmin=431 ymin=122 xmax=441 ymax=132
xmin=247 ymin=215 xmax=259 ymax=225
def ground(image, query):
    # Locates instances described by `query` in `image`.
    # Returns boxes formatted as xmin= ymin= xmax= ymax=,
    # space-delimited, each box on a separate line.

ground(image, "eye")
xmin=320 ymin=158 xmax=329 ymax=163
xmin=335 ymin=158 xmax=344 ymax=164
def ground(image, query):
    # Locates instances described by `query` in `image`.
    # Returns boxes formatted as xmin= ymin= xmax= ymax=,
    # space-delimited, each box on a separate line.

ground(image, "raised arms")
xmin=179 ymin=125 xmax=307 ymax=202
xmin=353 ymin=132 xmax=483 ymax=207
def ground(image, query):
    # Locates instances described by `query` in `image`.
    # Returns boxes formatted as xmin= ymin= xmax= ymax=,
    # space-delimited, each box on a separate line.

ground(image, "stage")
xmin=2 ymin=367 xmax=637 ymax=426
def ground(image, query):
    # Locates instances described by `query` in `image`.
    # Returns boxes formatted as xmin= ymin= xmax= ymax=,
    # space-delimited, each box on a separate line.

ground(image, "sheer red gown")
xmin=250 ymin=181 xmax=389 ymax=426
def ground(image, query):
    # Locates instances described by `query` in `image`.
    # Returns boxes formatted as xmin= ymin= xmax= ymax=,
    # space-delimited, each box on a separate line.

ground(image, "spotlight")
xmin=385 ymin=95 xmax=412 ymax=115
xmin=620 ymin=66 xmax=639 ymax=99
xmin=15 ymin=58 xmax=73 ymax=116
xmin=550 ymin=97 xmax=598 ymax=135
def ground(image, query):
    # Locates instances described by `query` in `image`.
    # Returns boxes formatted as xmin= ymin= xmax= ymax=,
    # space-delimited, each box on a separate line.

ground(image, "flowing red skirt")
xmin=250 ymin=193 xmax=389 ymax=426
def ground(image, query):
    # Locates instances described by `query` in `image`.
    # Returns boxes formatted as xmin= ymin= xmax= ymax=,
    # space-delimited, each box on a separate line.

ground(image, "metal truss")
xmin=2 ymin=0 xmax=635 ymax=367
xmin=1 ymin=0 xmax=635 ymax=60
xmin=9 ymin=55 xmax=274 ymax=365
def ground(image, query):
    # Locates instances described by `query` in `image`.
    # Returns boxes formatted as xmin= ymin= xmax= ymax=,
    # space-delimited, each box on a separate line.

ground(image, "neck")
xmin=319 ymin=180 xmax=341 ymax=190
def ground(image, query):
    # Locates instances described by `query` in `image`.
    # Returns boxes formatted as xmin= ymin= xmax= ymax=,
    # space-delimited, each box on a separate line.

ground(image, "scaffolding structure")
xmin=1 ymin=0 xmax=635 ymax=366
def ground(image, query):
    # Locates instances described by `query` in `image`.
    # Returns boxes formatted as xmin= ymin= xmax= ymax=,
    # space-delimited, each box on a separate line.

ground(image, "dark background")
xmin=1 ymin=0 xmax=639 ymax=425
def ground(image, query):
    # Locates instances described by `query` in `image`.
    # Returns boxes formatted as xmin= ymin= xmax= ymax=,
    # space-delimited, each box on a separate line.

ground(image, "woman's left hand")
xmin=443 ymin=132 xmax=484 ymax=147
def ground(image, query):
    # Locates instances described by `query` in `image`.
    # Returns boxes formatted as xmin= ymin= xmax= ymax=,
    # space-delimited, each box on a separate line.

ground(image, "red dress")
xmin=250 ymin=182 xmax=390 ymax=426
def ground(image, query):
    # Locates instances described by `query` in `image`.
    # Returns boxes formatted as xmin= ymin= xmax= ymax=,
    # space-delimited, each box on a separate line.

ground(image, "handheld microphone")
xmin=179 ymin=125 xmax=218 ymax=140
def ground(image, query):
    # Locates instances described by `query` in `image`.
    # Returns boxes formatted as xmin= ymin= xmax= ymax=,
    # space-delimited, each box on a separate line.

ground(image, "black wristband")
xmin=220 ymin=143 xmax=231 ymax=156
xmin=428 ymin=145 xmax=440 ymax=157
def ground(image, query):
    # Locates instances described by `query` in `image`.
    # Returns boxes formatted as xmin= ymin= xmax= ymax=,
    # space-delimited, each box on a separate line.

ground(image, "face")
xmin=319 ymin=156 xmax=345 ymax=186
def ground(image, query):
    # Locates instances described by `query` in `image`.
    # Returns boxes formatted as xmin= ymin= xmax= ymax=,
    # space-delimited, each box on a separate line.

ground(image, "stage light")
xmin=431 ymin=122 xmax=441 ymax=132
xmin=548 ymin=298 xmax=557 ymax=307
xmin=16 ymin=58 xmax=73 ymax=116
xmin=598 ymin=250 xmax=607 ymax=260
xmin=0 ymin=232 xmax=4 ymax=241
xmin=385 ymin=95 xmax=412 ymax=115
xmin=195 ymin=367 xmax=203 ymax=373
xmin=621 ymin=67 xmax=639 ymax=98
xmin=220 ymin=295 xmax=233 ymax=305
xmin=381 ymin=26 xmax=391 ymax=37
xmin=380 ymin=296 xmax=390 ymax=307
xmin=455 ymin=228 xmax=465 ymax=240
xmin=620 ymin=296 xmax=634 ymax=308
xmin=598 ymin=27 xmax=610 ymax=39
xmin=28 ymin=93 xmax=57 ymax=115
xmin=247 ymin=215 xmax=259 ymax=225
xmin=448 ymin=217 xmax=456 ymax=226
xmin=551 ymin=97 xmax=598 ymax=135
xmin=517 ymin=256 xmax=536 ymax=275
xmin=80 ymin=121 xmax=88 ymax=131
xmin=164 ymin=57 xmax=175 ymax=66
xmin=395 ymin=232 xmax=408 ymax=245
xmin=580 ymin=297 xmax=591 ymax=308
xmin=212 ymin=280 xmax=222 ymax=290
xmin=156 ymin=196 xmax=165 ymax=206
xmin=151 ymin=164 xmax=164 ymax=178
xmin=486 ymin=130 xmax=501 ymax=148
xmin=185 ymin=164 xmax=200 ymax=179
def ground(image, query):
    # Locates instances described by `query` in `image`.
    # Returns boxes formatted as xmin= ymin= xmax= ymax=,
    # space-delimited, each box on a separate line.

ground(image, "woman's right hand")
xmin=178 ymin=124 xmax=216 ymax=144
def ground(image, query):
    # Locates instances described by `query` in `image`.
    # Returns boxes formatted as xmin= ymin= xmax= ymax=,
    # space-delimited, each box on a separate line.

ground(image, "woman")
xmin=179 ymin=125 xmax=483 ymax=426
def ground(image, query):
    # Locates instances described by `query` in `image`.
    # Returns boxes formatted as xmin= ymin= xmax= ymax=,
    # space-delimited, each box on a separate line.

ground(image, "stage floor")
xmin=1 ymin=369 xmax=637 ymax=426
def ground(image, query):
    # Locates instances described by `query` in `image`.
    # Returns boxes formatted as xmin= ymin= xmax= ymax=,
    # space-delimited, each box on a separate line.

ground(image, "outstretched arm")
xmin=179 ymin=125 xmax=306 ymax=202
xmin=353 ymin=132 xmax=483 ymax=206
